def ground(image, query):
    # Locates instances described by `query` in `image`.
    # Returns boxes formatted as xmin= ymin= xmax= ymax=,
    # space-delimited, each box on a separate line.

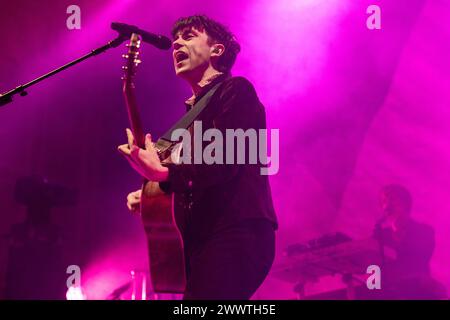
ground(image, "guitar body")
xmin=121 ymin=34 xmax=186 ymax=294
xmin=141 ymin=181 xmax=186 ymax=293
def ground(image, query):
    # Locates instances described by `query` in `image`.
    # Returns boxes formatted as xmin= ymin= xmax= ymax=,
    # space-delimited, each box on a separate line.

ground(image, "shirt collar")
xmin=184 ymin=72 xmax=225 ymax=108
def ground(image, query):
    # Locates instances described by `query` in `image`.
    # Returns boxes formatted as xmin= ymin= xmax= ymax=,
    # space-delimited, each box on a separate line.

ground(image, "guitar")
xmin=121 ymin=33 xmax=186 ymax=293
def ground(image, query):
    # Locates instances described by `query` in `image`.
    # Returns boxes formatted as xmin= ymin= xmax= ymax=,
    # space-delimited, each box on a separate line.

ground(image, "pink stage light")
xmin=66 ymin=286 xmax=87 ymax=300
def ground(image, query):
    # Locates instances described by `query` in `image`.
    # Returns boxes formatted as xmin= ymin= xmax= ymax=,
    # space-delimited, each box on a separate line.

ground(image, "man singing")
xmin=118 ymin=15 xmax=278 ymax=300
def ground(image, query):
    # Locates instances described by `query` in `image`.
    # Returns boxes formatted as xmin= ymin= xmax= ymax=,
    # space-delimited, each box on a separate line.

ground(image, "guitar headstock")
xmin=122 ymin=33 xmax=142 ymax=86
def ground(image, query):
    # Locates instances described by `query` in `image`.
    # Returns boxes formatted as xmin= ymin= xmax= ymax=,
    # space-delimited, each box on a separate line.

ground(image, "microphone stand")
xmin=374 ymin=219 xmax=386 ymax=267
xmin=0 ymin=36 xmax=127 ymax=107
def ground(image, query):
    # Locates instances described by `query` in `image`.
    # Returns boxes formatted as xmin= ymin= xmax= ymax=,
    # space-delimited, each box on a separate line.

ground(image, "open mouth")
xmin=175 ymin=51 xmax=189 ymax=63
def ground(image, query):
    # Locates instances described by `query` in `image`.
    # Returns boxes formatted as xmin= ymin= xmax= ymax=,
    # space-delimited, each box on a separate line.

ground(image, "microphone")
xmin=111 ymin=22 xmax=172 ymax=50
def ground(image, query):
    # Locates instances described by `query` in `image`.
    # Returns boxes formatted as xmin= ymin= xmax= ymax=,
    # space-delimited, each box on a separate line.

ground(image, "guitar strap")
xmin=155 ymin=80 xmax=224 ymax=151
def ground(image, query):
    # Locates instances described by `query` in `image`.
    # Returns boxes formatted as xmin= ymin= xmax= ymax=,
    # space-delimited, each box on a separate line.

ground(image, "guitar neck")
xmin=123 ymin=82 xmax=145 ymax=148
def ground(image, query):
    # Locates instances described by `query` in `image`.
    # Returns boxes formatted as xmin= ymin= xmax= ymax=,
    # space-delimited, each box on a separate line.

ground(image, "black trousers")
xmin=183 ymin=219 xmax=275 ymax=300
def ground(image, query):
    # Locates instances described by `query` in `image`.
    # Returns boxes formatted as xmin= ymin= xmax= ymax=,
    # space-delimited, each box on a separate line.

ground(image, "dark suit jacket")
xmin=160 ymin=74 xmax=278 ymax=247
xmin=377 ymin=219 xmax=435 ymax=276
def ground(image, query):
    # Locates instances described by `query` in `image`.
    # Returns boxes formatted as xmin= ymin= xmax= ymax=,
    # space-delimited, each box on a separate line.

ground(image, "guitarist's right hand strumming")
xmin=126 ymin=189 xmax=141 ymax=214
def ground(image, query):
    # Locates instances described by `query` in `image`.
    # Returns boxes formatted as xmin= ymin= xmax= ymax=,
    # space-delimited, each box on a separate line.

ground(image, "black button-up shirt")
xmin=160 ymin=74 xmax=278 ymax=246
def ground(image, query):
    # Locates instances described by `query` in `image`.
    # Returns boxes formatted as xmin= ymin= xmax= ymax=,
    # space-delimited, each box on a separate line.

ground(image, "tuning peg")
xmin=122 ymin=54 xmax=129 ymax=59
xmin=122 ymin=66 xmax=128 ymax=70
xmin=134 ymin=59 xmax=141 ymax=64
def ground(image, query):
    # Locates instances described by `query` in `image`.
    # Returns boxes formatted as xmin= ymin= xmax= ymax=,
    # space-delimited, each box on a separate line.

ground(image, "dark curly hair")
xmin=171 ymin=15 xmax=241 ymax=74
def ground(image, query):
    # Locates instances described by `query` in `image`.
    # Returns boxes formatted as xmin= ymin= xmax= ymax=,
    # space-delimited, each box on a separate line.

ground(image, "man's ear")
xmin=211 ymin=44 xmax=225 ymax=57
